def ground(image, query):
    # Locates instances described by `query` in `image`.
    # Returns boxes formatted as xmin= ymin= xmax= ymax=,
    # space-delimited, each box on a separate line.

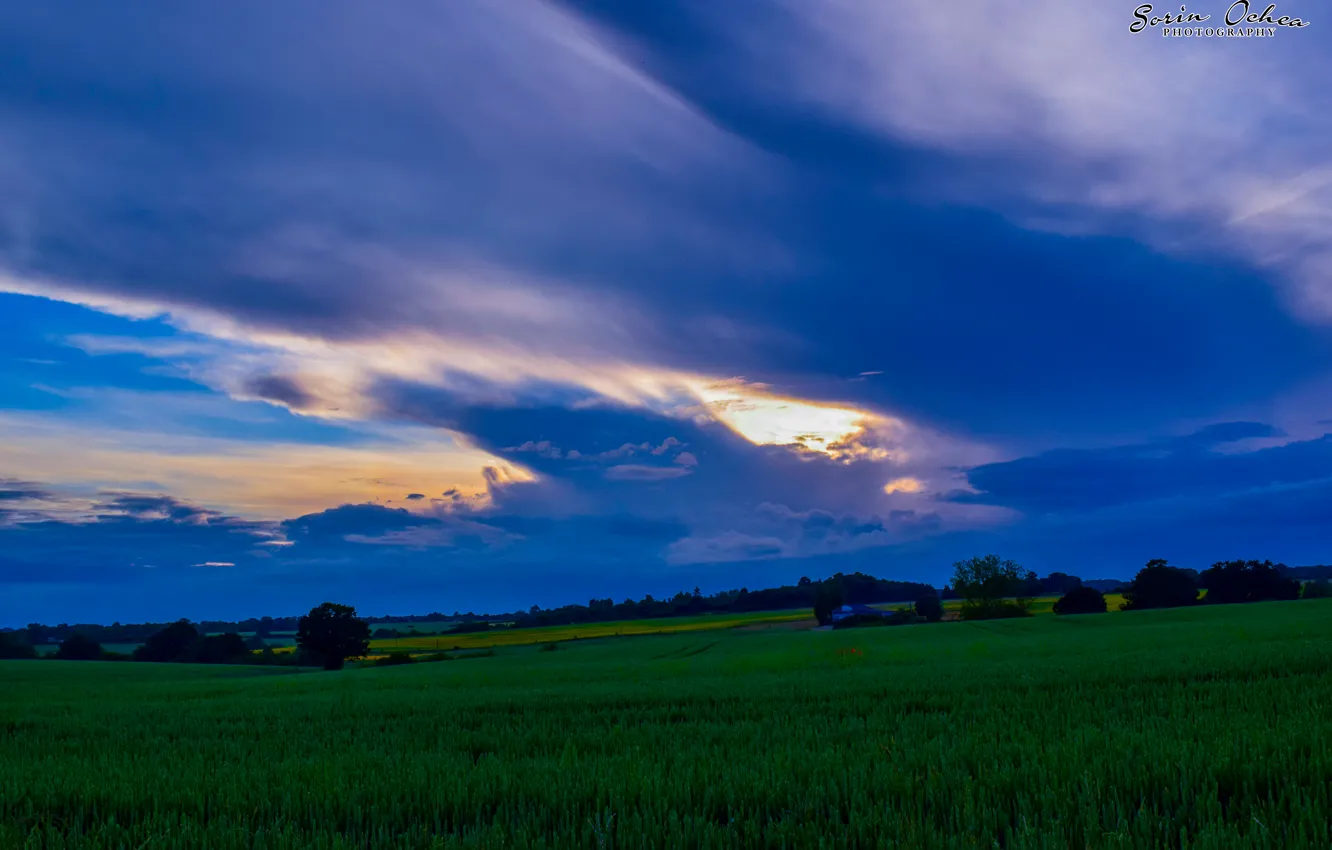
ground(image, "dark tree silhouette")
xmin=1199 ymin=560 xmax=1300 ymax=604
xmin=0 ymin=632 xmax=39 ymax=659
xmin=297 ymin=602 xmax=370 ymax=670
xmin=134 ymin=620 xmax=200 ymax=662
xmin=914 ymin=594 xmax=944 ymax=622
xmin=54 ymin=633 xmax=103 ymax=661
xmin=813 ymin=581 xmax=845 ymax=626
xmin=1052 ymin=586 xmax=1107 ymax=615
xmin=1122 ymin=560 xmax=1199 ymax=610
xmin=951 ymin=555 xmax=1033 ymax=620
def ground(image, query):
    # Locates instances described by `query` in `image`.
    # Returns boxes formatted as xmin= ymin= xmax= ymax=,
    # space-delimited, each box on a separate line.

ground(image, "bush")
xmin=373 ymin=652 xmax=415 ymax=667
xmin=186 ymin=633 xmax=249 ymax=664
xmin=1053 ymin=586 xmax=1107 ymax=615
xmin=539 ymin=642 xmax=559 ymax=652
xmin=417 ymin=652 xmax=455 ymax=663
xmin=1303 ymin=579 xmax=1332 ymax=600
xmin=1122 ymin=560 xmax=1199 ymax=610
xmin=958 ymin=601 xmax=1031 ymax=621
xmin=54 ymin=633 xmax=104 ymax=661
xmin=914 ymin=594 xmax=944 ymax=623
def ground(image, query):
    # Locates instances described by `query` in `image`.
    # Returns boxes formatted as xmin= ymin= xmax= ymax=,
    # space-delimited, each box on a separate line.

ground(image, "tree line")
xmin=822 ymin=555 xmax=1330 ymax=628
xmin=4 ymin=572 xmax=937 ymax=645
xmin=3 ymin=561 xmax=1328 ymax=662
xmin=0 ymin=602 xmax=371 ymax=670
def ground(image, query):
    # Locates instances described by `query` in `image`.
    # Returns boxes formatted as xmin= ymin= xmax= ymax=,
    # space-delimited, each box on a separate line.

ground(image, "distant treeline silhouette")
xmin=2 ymin=572 xmax=938 ymax=646
xmin=2 ymin=562 xmax=1329 ymax=661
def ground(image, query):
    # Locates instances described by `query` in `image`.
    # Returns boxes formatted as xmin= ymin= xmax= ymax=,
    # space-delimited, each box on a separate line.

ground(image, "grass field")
xmin=2 ymin=599 xmax=1330 ymax=848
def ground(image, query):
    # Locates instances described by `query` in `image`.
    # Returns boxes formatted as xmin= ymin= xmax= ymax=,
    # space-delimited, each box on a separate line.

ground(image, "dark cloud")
xmin=0 ymin=480 xmax=53 ymax=501
xmin=93 ymin=493 xmax=222 ymax=523
xmin=957 ymin=425 xmax=1332 ymax=514
xmin=281 ymin=504 xmax=437 ymax=542
xmin=604 ymin=465 xmax=692 ymax=481
xmin=242 ymin=374 xmax=315 ymax=409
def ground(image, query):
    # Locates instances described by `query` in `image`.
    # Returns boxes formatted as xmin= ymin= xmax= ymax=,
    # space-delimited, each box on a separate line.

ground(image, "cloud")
xmin=665 ymin=531 xmax=786 ymax=563
xmin=0 ymin=410 xmax=528 ymax=519
xmin=738 ymin=0 xmax=1332 ymax=316
xmin=4 ymin=1 xmax=1332 ymax=625
xmin=241 ymin=374 xmax=316 ymax=410
xmin=604 ymin=464 xmax=693 ymax=481
xmin=956 ymin=423 xmax=1332 ymax=514
xmin=0 ymin=479 xmax=53 ymax=501
xmin=883 ymin=477 xmax=923 ymax=495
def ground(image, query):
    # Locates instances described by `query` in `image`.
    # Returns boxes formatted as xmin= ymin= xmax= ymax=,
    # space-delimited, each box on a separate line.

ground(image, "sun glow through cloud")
xmin=883 ymin=477 xmax=924 ymax=494
xmin=686 ymin=381 xmax=879 ymax=455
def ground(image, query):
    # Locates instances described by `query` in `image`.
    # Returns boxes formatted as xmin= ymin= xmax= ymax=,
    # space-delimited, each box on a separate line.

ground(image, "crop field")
xmin=369 ymin=609 xmax=815 ymax=653
xmin=373 ymin=620 xmax=460 ymax=632
xmin=2 ymin=599 xmax=1330 ymax=848
xmin=876 ymin=593 xmax=1128 ymax=616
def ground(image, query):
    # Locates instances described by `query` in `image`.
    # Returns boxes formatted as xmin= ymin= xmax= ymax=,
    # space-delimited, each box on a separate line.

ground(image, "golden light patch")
xmin=684 ymin=380 xmax=879 ymax=456
xmin=0 ymin=415 xmax=533 ymax=520
xmin=883 ymin=477 xmax=924 ymax=494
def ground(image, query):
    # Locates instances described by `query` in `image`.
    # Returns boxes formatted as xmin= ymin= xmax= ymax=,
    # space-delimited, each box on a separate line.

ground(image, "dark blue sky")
xmin=2 ymin=2 xmax=1330 ymax=624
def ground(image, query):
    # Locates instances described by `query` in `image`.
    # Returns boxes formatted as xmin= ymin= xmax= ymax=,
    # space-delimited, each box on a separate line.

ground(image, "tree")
xmin=951 ymin=555 xmax=1032 ymax=620
xmin=297 ymin=602 xmax=370 ymax=670
xmin=914 ymin=593 xmax=944 ymax=622
xmin=1303 ymin=579 xmax=1332 ymax=599
xmin=134 ymin=620 xmax=200 ymax=662
xmin=54 ymin=633 xmax=103 ymax=661
xmin=188 ymin=632 xmax=249 ymax=664
xmin=1052 ymin=586 xmax=1107 ymax=615
xmin=0 ymin=632 xmax=38 ymax=659
xmin=813 ymin=581 xmax=844 ymax=626
xmin=1122 ymin=560 xmax=1199 ymax=610
xmin=1199 ymin=560 xmax=1300 ymax=604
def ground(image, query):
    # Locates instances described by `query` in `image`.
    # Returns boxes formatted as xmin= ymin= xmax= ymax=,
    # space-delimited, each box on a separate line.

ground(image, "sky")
xmin=2 ymin=2 xmax=1331 ymax=625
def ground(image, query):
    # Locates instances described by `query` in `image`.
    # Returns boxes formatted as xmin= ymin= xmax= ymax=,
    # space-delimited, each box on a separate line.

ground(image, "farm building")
xmin=830 ymin=603 xmax=884 ymax=623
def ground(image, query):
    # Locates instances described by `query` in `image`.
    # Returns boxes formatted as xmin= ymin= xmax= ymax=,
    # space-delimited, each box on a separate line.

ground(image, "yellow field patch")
xmin=370 ymin=610 xmax=814 ymax=652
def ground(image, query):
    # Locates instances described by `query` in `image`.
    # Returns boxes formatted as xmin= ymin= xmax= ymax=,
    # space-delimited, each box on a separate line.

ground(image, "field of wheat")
xmin=2 ymin=599 xmax=1329 ymax=848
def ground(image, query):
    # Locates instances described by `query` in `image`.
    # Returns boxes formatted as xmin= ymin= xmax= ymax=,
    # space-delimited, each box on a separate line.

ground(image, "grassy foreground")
xmin=2 ymin=601 xmax=1330 ymax=848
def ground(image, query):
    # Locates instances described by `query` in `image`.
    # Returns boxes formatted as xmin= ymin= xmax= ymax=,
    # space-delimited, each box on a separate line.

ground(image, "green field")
xmin=2 ymin=600 xmax=1329 ymax=848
